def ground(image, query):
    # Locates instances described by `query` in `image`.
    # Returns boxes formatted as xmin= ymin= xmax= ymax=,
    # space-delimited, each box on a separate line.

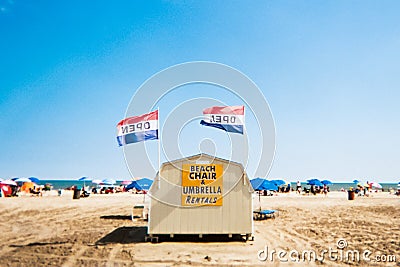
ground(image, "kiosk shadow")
xmin=97 ymin=226 xmax=246 ymax=244
xmin=100 ymin=215 xmax=132 ymax=220
xmin=96 ymin=226 xmax=147 ymax=244
xmin=156 ymin=234 xmax=246 ymax=243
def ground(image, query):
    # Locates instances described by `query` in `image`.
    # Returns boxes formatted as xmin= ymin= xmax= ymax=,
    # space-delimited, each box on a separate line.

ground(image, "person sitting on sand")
xmin=285 ymin=183 xmax=291 ymax=193
xmin=80 ymin=188 xmax=90 ymax=198
xmin=30 ymin=186 xmax=42 ymax=197
xmin=310 ymin=185 xmax=316 ymax=195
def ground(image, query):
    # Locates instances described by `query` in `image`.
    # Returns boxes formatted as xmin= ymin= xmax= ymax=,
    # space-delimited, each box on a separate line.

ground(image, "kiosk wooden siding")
xmin=148 ymin=154 xmax=253 ymax=237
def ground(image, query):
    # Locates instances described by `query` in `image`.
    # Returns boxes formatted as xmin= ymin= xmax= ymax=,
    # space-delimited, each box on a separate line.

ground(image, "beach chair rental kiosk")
xmin=147 ymin=153 xmax=254 ymax=242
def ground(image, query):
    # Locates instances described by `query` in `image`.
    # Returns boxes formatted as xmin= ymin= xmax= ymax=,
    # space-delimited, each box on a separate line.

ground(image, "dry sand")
xmin=0 ymin=191 xmax=399 ymax=266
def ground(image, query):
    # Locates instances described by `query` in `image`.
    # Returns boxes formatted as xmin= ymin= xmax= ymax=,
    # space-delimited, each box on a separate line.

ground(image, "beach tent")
xmin=0 ymin=184 xmax=12 ymax=197
xmin=126 ymin=178 xmax=153 ymax=191
xmin=126 ymin=181 xmax=140 ymax=191
xmin=135 ymin=178 xmax=153 ymax=190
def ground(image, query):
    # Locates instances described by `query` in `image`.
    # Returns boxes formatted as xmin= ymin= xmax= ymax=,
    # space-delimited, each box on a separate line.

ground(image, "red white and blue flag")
xmin=117 ymin=110 xmax=159 ymax=146
xmin=200 ymin=106 xmax=244 ymax=134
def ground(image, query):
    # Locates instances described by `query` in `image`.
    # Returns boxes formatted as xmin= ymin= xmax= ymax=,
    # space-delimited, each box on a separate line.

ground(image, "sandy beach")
xmin=0 ymin=191 xmax=398 ymax=266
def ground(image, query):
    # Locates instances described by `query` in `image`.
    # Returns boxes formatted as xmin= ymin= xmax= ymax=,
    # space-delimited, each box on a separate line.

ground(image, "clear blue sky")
xmin=1 ymin=1 xmax=399 ymax=182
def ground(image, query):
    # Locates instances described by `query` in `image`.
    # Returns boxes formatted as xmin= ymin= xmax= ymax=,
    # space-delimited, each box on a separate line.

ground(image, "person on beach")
xmin=296 ymin=181 xmax=301 ymax=194
xmin=365 ymin=181 xmax=370 ymax=197
xmin=323 ymin=184 xmax=328 ymax=196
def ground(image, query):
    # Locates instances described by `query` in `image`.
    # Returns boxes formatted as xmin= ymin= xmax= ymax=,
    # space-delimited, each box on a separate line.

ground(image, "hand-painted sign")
xmin=182 ymin=164 xmax=223 ymax=206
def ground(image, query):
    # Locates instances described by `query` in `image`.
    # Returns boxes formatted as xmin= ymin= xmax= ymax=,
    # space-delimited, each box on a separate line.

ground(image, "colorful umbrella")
xmin=307 ymin=179 xmax=323 ymax=187
xmin=261 ymin=180 xmax=279 ymax=191
xmin=321 ymin=180 xmax=332 ymax=185
xmin=370 ymin=182 xmax=382 ymax=189
xmin=78 ymin=176 xmax=91 ymax=187
xmin=15 ymin=178 xmax=31 ymax=183
xmin=250 ymin=178 xmax=266 ymax=191
xmin=101 ymin=178 xmax=116 ymax=185
xmin=270 ymin=179 xmax=286 ymax=187
xmin=91 ymin=179 xmax=102 ymax=184
xmin=1 ymin=180 xmax=17 ymax=186
xmin=28 ymin=177 xmax=40 ymax=183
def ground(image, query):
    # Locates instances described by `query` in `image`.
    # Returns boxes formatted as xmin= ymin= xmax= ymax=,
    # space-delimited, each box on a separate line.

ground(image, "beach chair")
xmin=131 ymin=204 xmax=149 ymax=221
xmin=253 ymin=209 xmax=278 ymax=220
xmin=29 ymin=188 xmax=41 ymax=196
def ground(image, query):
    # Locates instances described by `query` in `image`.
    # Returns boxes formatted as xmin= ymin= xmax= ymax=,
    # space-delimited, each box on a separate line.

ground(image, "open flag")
xmin=200 ymin=106 xmax=244 ymax=134
xmin=117 ymin=110 xmax=159 ymax=146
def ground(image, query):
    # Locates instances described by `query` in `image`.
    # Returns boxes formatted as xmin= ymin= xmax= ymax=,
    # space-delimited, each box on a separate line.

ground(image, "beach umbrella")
xmin=370 ymin=182 xmax=382 ymax=189
xmin=15 ymin=177 xmax=31 ymax=183
xmin=307 ymin=179 xmax=323 ymax=187
xmin=250 ymin=178 xmax=266 ymax=191
xmin=78 ymin=176 xmax=91 ymax=187
xmin=353 ymin=179 xmax=361 ymax=184
xmin=1 ymin=180 xmax=17 ymax=186
xmin=78 ymin=176 xmax=91 ymax=182
xmin=321 ymin=180 xmax=332 ymax=185
xmin=260 ymin=180 xmax=279 ymax=191
xmin=270 ymin=179 xmax=286 ymax=187
xmin=28 ymin=177 xmax=40 ymax=184
xmin=92 ymin=179 xmax=102 ymax=184
xmin=121 ymin=180 xmax=132 ymax=185
xmin=21 ymin=182 xmax=37 ymax=193
xmin=101 ymin=178 xmax=116 ymax=185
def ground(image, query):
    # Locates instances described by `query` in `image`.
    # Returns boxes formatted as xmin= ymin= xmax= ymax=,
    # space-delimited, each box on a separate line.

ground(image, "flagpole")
xmin=243 ymin=106 xmax=246 ymax=186
xmin=158 ymin=107 xmax=161 ymax=189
